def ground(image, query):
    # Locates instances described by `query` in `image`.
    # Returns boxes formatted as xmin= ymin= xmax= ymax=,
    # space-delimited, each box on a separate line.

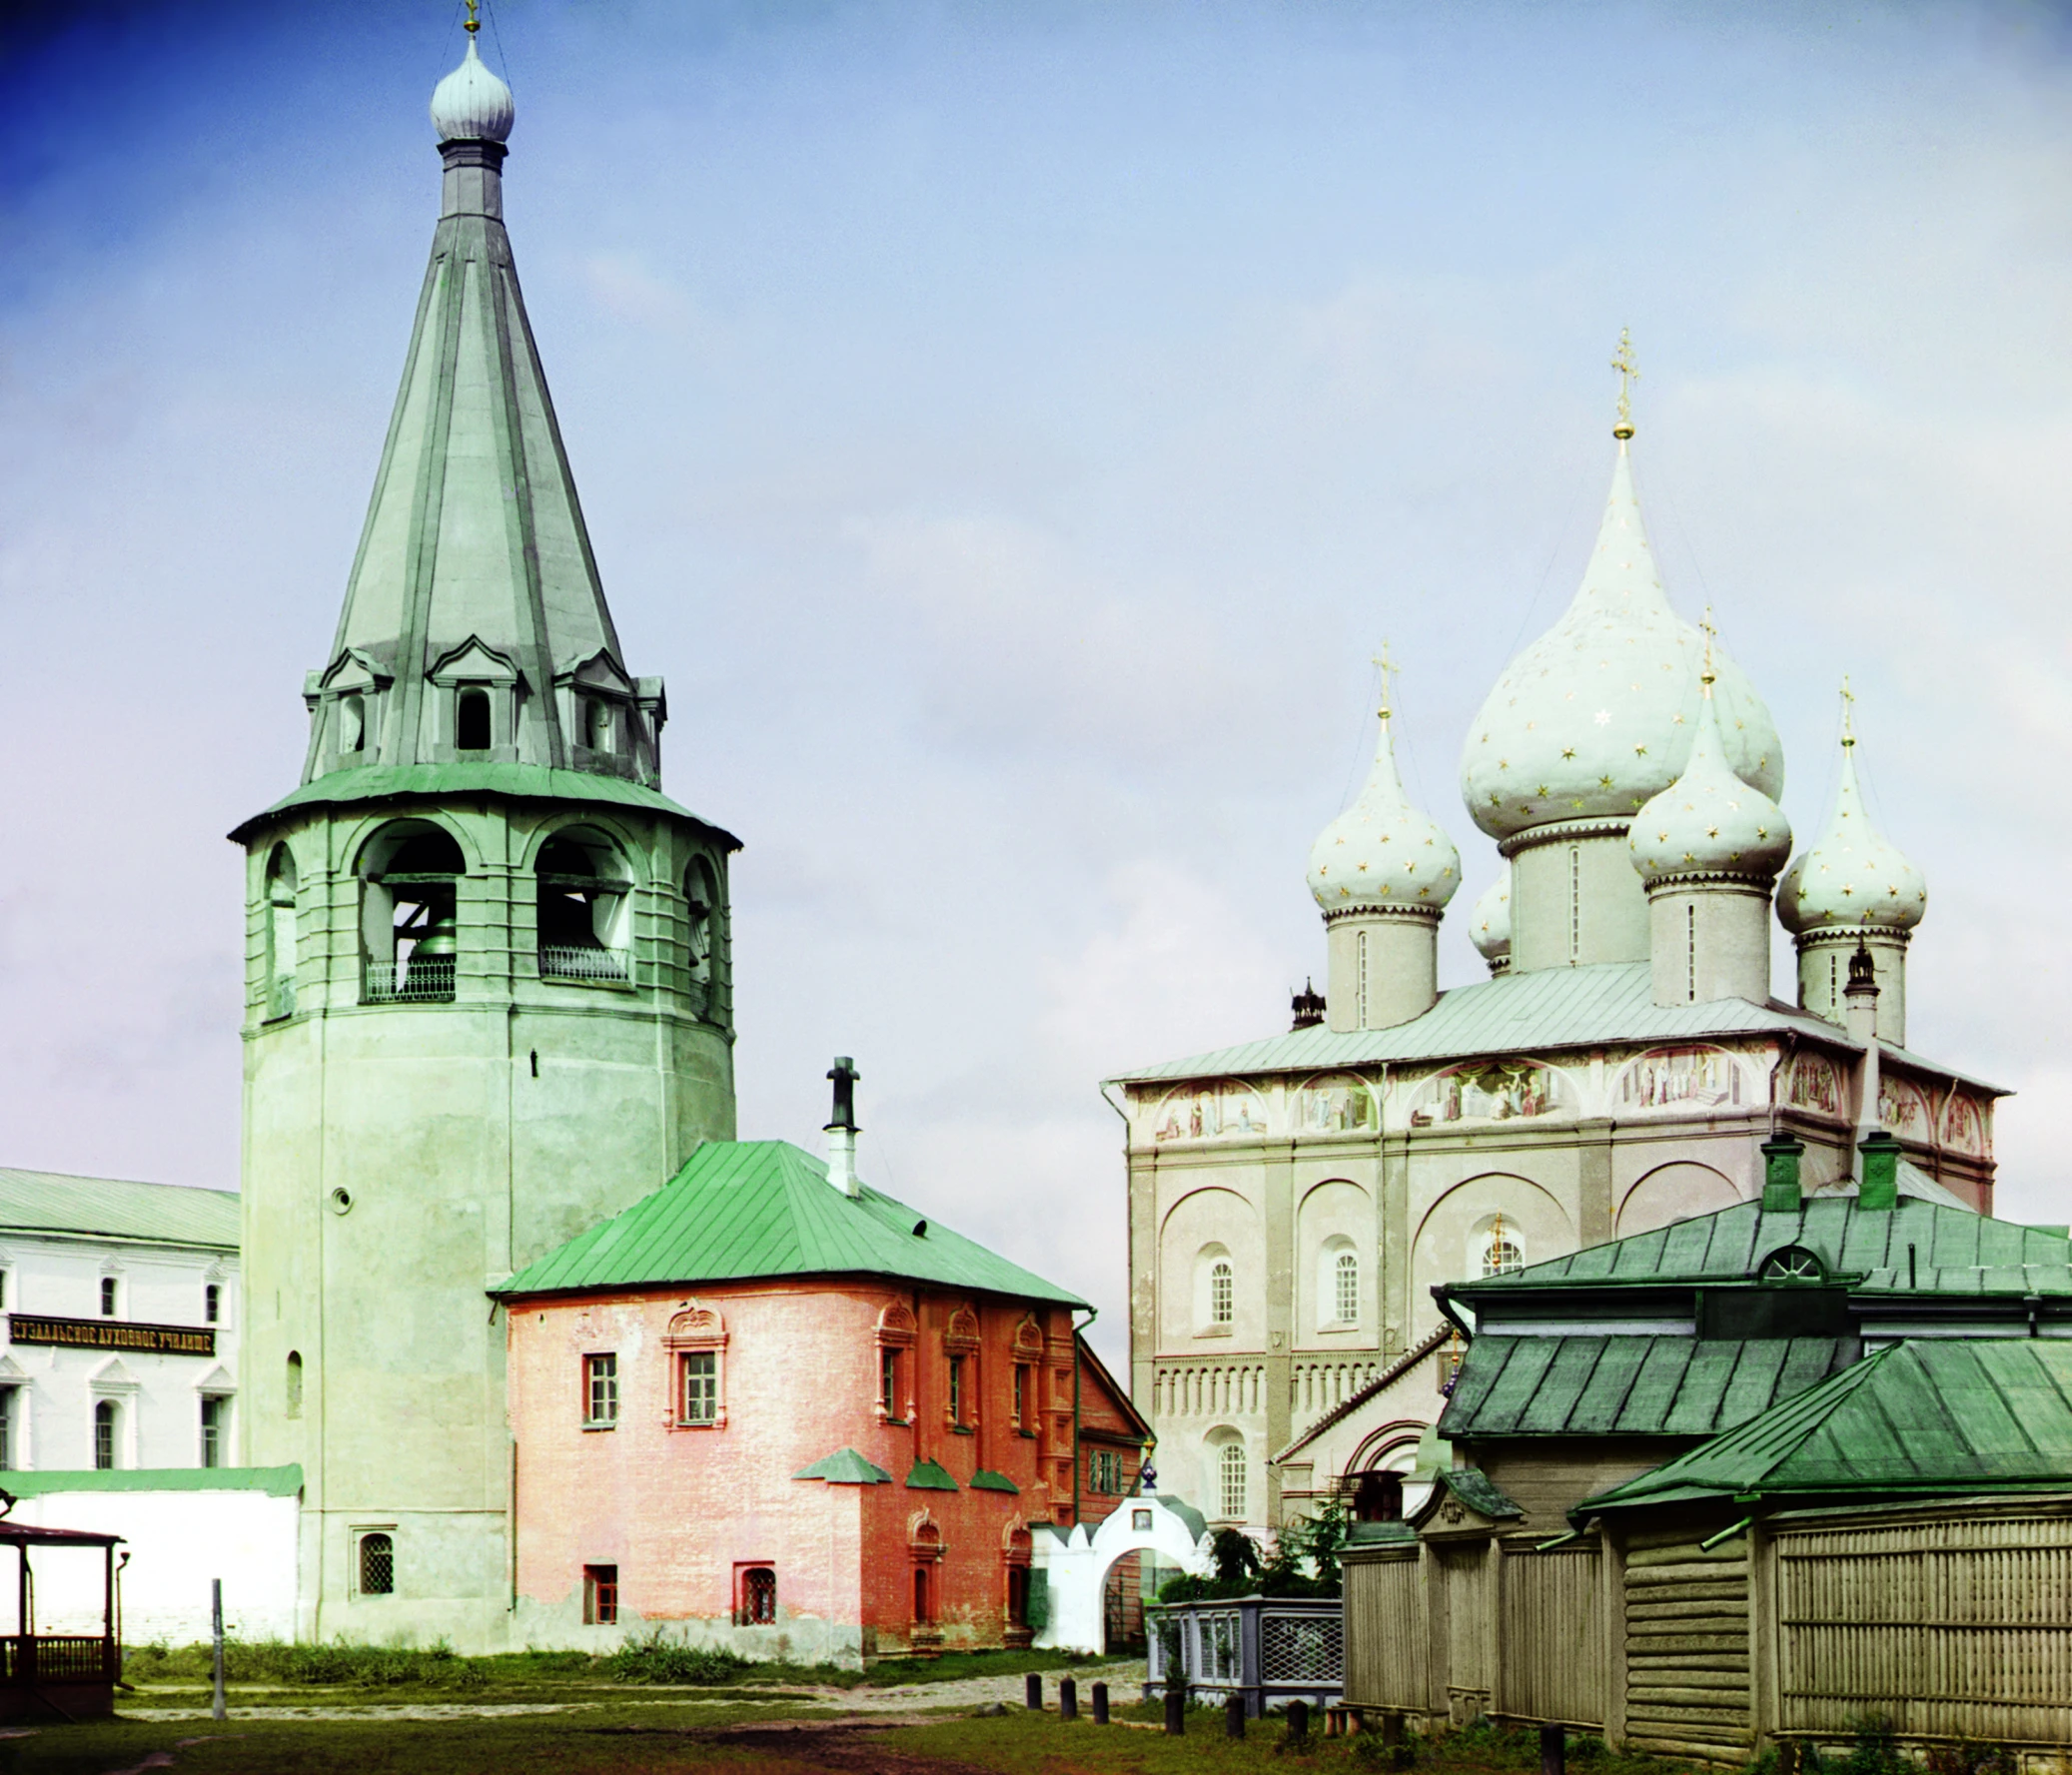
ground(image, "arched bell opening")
xmin=683 ymin=853 xmax=726 ymax=1020
xmin=535 ymin=828 xmax=632 ymax=984
xmin=263 ymin=845 xmax=300 ymax=1022
xmin=358 ymin=821 xmax=466 ymax=1004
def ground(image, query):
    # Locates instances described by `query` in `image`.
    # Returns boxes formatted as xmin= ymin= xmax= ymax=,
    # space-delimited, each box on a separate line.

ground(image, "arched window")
xmin=1219 ymin=1441 xmax=1246 ymax=1520
xmin=264 ymin=845 xmax=299 ymax=1021
xmin=359 ymin=1533 xmax=394 ymax=1595
xmin=286 ymin=1351 xmax=304 ymax=1419
xmin=1211 ymin=1261 xmax=1234 ymax=1326
xmin=1335 ymin=1251 xmax=1359 ymax=1323
xmin=339 ymin=691 xmax=366 ymax=754
xmin=741 ymin=1567 xmax=776 ymax=1625
xmin=584 ymin=697 xmax=615 ymax=754
xmin=684 ymin=855 xmax=722 ymax=1018
xmin=911 ymin=1565 xmax=930 ymax=1624
xmin=1476 ymin=1215 xmax=1525 ymax=1279
xmin=93 ymin=1400 xmax=118 ymax=1471
xmin=359 ymin=823 xmax=464 ymax=1004
xmin=205 ymin=1284 xmax=221 ymax=1325
xmin=536 ymin=831 xmax=631 ymax=984
xmin=456 ymin=688 xmax=491 ymax=752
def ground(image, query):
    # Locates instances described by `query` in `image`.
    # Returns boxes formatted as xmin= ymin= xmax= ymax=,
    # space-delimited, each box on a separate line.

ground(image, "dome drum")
xmin=1508 ymin=828 xmax=1649 ymax=973
xmin=1321 ymin=902 xmax=1443 ymax=929
xmin=1324 ymin=910 xmax=1440 ymax=1034
xmin=1646 ymin=877 xmax=1773 ymax=1009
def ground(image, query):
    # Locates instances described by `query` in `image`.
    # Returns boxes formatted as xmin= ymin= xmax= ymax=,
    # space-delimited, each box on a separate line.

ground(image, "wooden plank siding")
xmin=1342 ymin=1548 xmax=1426 ymax=1713
xmin=1497 ymin=1541 xmax=1605 ymax=1729
xmin=1620 ymin=1525 xmax=1752 ymax=1760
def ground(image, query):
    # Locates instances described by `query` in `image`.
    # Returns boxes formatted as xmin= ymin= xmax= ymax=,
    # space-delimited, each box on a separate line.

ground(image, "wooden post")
xmin=1383 ymin=1712 xmax=1405 ymax=1748
xmin=1287 ymin=1699 xmax=1310 ymax=1741
xmin=1421 ymin=1539 xmax=1449 ymax=1726
xmin=1165 ymin=1688 xmax=1186 ymax=1735
xmin=1091 ymin=1680 xmax=1109 ymax=1724
xmin=1486 ymin=1536 xmax=1507 ymax=1722
xmin=1025 ymin=1672 xmax=1042 ymax=1711
xmin=1748 ymin=1518 xmax=1776 ymax=1752
xmin=1600 ymin=1522 xmax=1627 ymax=1751
xmin=1059 ymin=1675 xmax=1077 ymax=1720
xmin=212 ymin=1578 xmax=226 ymax=1722
xmin=1541 ymin=1722 xmax=1565 ymax=1775
xmin=1225 ymin=1694 xmax=1246 ymax=1738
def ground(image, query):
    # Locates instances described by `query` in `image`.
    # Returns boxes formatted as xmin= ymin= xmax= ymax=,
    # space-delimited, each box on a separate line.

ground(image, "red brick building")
xmin=497 ymin=1137 xmax=1147 ymax=1663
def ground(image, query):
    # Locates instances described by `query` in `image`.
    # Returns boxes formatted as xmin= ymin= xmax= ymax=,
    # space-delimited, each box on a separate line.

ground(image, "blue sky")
xmin=4 ymin=1 xmax=2071 ymax=1362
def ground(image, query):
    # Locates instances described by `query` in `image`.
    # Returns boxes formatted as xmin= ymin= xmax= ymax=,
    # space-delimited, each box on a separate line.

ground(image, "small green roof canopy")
xmin=1575 ymin=1339 xmax=2072 ymax=1518
xmin=792 ymin=1448 xmax=891 ymax=1485
xmin=493 ymin=1140 xmax=1086 ymax=1308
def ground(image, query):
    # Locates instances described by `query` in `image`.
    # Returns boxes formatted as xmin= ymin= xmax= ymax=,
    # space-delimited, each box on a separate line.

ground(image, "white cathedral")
xmin=1113 ymin=397 xmax=1986 ymax=1533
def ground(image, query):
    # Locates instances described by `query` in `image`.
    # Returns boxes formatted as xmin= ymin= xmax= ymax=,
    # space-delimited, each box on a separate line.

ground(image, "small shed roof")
xmin=1442 ymin=1334 xmax=1852 ymax=1439
xmin=1576 ymin=1339 xmax=2072 ymax=1516
xmin=495 ymin=1141 xmax=1085 ymax=1308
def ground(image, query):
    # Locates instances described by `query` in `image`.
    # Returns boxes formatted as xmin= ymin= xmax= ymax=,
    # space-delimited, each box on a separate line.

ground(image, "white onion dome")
xmin=1776 ymin=731 xmax=1925 ymax=935
xmin=1308 ymin=711 xmax=1462 ymax=916
xmin=431 ymin=37 xmax=515 ymax=144
xmin=1459 ymin=439 xmax=1782 ymax=842
xmin=1470 ymin=872 xmax=1512 ymax=964
xmin=1629 ymin=673 xmax=1791 ymax=886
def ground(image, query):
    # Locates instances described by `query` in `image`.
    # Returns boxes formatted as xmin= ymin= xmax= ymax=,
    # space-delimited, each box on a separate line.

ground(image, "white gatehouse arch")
xmin=1031 ymin=1482 xmax=1214 ymax=1652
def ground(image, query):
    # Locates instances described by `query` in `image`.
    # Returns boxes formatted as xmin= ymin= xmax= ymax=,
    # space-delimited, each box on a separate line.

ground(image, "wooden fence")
xmin=1343 ymin=1493 xmax=2072 ymax=1755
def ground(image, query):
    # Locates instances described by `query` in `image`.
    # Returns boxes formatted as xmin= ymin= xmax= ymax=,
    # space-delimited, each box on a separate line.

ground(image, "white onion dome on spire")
xmin=1308 ymin=710 xmax=1461 ymax=916
xmin=1630 ymin=673 xmax=1791 ymax=885
xmin=1470 ymin=872 xmax=1512 ymax=965
xmin=431 ymin=37 xmax=515 ymax=144
xmin=1777 ymin=733 xmax=1925 ymax=935
xmin=1459 ymin=438 xmax=1782 ymax=842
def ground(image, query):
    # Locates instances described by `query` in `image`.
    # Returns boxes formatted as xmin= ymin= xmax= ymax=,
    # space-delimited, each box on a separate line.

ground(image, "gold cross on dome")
xmin=1698 ymin=605 xmax=1717 ymax=681
xmin=1840 ymin=674 xmax=1856 ymax=747
xmin=1372 ymin=642 xmax=1398 ymax=720
xmin=465 ymin=0 xmax=481 ymax=33
xmin=1611 ymin=328 xmax=1639 ymax=438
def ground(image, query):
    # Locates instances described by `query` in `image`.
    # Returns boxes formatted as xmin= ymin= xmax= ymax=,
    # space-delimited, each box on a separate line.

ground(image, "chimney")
xmin=825 ymin=1056 xmax=861 ymax=1197
xmin=1858 ymin=1129 xmax=1902 ymax=1212
xmin=1759 ymin=1131 xmax=1805 ymax=1216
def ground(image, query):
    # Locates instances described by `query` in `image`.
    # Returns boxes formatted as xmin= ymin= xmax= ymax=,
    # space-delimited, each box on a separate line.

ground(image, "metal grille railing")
xmin=0 ymin=1636 xmax=117 ymax=1682
xmin=538 ymin=946 xmax=629 ymax=983
xmin=362 ymin=957 xmax=456 ymax=1003
xmin=1263 ymin=1610 xmax=1341 ymax=1682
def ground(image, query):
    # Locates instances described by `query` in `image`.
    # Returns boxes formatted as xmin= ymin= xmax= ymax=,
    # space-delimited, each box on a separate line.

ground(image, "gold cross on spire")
xmin=1840 ymin=674 xmax=1856 ymax=747
xmin=1373 ymin=642 xmax=1398 ymax=721
xmin=1698 ymin=605 xmax=1717 ymax=683
xmin=465 ymin=0 xmax=481 ymax=33
xmin=1611 ymin=327 xmax=1639 ymax=440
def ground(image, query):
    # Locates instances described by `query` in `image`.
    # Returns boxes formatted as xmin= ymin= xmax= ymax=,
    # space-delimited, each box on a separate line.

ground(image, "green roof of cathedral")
xmin=492 ymin=1140 xmax=1086 ymax=1307
xmin=0 ymin=1169 xmax=238 ymax=1251
xmin=1108 ymin=961 xmax=2006 ymax=1093
xmin=1454 ymin=1195 xmax=2071 ymax=1297
xmin=1441 ymin=1334 xmax=1853 ymax=1440
xmin=1574 ymin=1339 xmax=2072 ymax=1516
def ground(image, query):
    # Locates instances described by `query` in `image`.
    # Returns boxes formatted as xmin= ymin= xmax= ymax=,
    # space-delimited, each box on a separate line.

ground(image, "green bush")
xmin=602 ymin=1626 xmax=750 ymax=1685
xmin=123 ymin=1637 xmax=486 ymax=1688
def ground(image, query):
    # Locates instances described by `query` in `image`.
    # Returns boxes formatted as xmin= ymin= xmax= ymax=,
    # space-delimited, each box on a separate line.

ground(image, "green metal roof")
xmin=1577 ymin=1340 xmax=2072 ymax=1516
xmin=1442 ymin=1335 xmax=1852 ymax=1439
xmin=1415 ymin=1467 xmax=1524 ymax=1522
xmin=0 ymin=1170 xmax=238 ymax=1251
xmin=0 ymin=1466 xmax=302 ymax=1498
xmin=235 ymin=762 xmax=736 ymax=845
xmin=970 ymin=1469 xmax=1019 ymax=1493
xmin=493 ymin=1140 xmax=1086 ymax=1308
xmin=793 ymin=1448 xmax=891 ymax=1485
xmin=1458 ymin=1197 xmax=2069 ymax=1298
xmin=906 ymin=1458 xmax=958 ymax=1490
xmin=1107 ymin=962 xmax=2005 ymax=1091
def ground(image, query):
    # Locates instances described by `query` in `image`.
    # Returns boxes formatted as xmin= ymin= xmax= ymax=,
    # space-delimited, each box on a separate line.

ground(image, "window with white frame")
xmin=584 ymin=1353 xmax=618 ymax=1427
xmin=1477 ymin=1215 xmax=1525 ymax=1278
xmin=360 ymin=1532 xmax=394 ymax=1595
xmin=1210 ymin=1261 xmax=1233 ymax=1325
xmin=0 ymin=1385 xmax=17 ymax=1471
xmin=201 ymin=1395 xmax=229 ymax=1468
xmin=680 ymin=1351 xmax=718 ymax=1425
xmin=1335 ymin=1250 xmax=1359 ymax=1323
xmin=99 ymin=1277 xmax=119 ymax=1319
xmin=94 ymin=1399 xmax=118 ymax=1470
xmin=1218 ymin=1441 xmax=1246 ymax=1520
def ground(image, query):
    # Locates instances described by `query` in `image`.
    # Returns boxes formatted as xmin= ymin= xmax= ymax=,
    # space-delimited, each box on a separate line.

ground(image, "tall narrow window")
xmin=947 ymin=1355 xmax=965 ymax=1426
xmin=100 ymin=1278 xmax=118 ymax=1318
xmin=1012 ymin=1364 xmax=1027 ymax=1429
xmin=1356 ymin=929 xmax=1370 ymax=1027
xmin=585 ymin=697 xmax=614 ymax=754
xmin=912 ymin=1566 xmax=930 ymax=1623
xmin=880 ymin=1348 xmax=900 ymax=1417
xmin=1219 ymin=1442 xmax=1246 ymax=1520
xmin=340 ymin=692 xmax=366 ymax=753
xmin=205 ymin=1284 xmax=221 ymax=1325
xmin=1568 ymin=846 xmax=1581 ymax=963
xmin=680 ymin=1351 xmax=717 ymax=1425
xmin=584 ymin=1353 xmax=618 ymax=1427
xmin=684 ymin=856 xmax=720 ymax=1018
xmin=583 ymin=1564 xmax=618 ymax=1625
xmin=286 ymin=1351 xmax=304 ymax=1418
xmin=94 ymin=1400 xmax=117 ymax=1471
xmin=201 ymin=1395 xmax=226 ymax=1468
xmin=741 ymin=1567 xmax=776 ymax=1625
xmin=265 ymin=845 xmax=299 ymax=1021
xmin=360 ymin=1533 xmax=394 ymax=1595
xmin=1007 ymin=1565 xmax=1030 ymax=1626
xmin=1687 ymin=903 xmax=1697 ymax=1003
xmin=456 ymin=688 xmax=492 ymax=751
xmin=0 ymin=1386 xmax=17 ymax=1471
xmin=1210 ymin=1261 xmax=1234 ymax=1326
xmin=1335 ymin=1251 xmax=1359 ymax=1323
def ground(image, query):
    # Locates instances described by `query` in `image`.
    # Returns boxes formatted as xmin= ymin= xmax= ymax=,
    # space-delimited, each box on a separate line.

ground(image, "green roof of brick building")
xmin=1442 ymin=1334 xmax=1853 ymax=1439
xmin=493 ymin=1140 xmax=1086 ymax=1307
xmin=0 ymin=1169 xmax=238 ymax=1251
xmin=1456 ymin=1196 xmax=2071 ymax=1298
xmin=1576 ymin=1340 xmax=2072 ymax=1517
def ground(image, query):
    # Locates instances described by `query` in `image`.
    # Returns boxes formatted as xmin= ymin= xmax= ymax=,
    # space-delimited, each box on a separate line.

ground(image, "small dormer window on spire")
xmin=456 ymin=688 xmax=492 ymax=752
xmin=340 ymin=693 xmax=366 ymax=755
xmin=584 ymin=697 xmax=615 ymax=755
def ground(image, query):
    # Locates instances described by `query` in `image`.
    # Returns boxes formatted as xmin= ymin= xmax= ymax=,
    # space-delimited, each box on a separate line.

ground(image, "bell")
xmin=411 ymin=905 xmax=459 ymax=959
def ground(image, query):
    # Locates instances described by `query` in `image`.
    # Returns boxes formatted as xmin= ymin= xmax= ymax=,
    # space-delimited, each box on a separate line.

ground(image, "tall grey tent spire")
xmin=304 ymin=40 xmax=664 ymax=788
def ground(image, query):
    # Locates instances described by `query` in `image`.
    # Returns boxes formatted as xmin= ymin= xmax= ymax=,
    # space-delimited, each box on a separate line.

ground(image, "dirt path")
xmin=691 ymin=1717 xmax=1005 ymax=1775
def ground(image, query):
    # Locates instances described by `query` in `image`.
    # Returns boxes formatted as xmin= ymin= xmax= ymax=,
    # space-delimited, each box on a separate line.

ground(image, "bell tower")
xmin=231 ymin=31 xmax=738 ymax=1651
